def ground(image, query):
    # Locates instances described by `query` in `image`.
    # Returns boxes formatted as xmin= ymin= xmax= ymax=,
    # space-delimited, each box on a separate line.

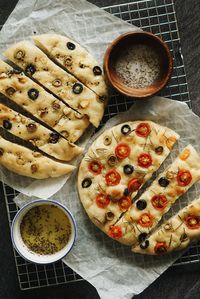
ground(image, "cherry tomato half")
xmin=96 ymin=193 xmax=110 ymax=209
xmin=135 ymin=123 xmax=151 ymax=138
xmin=128 ymin=178 xmax=142 ymax=193
xmin=108 ymin=225 xmax=123 ymax=239
xmin=138 ymin=213 xmax=153 ymax=227
xmin=154 ymin=242 xmax=168 ymax=254
xmin=138 ymin=153 xmax=152 ymax=168
xmin=177 ymin=169 xmax=192 ymax=187
xmin=118 ymin=196 xmax=132 ymax=210
xmin=115 ymin=143 xmax=131 ymax=160
xmin=185 ymin=215 xmax=200 ymax=229
xmin=88 ymin=160 xmax=103 ymax=175
xmin=151 ymin=195 xmax=168 ymax=211
xmin=105 ymin=169 xmax=121 ymax=186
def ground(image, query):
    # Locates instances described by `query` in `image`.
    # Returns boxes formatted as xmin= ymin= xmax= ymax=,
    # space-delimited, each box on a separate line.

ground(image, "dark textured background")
xmin=0 ymin=0 xmax=199 ymax=298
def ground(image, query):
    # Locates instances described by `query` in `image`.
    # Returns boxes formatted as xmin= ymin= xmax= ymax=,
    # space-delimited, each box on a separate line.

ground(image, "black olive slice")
xmin=82 ymin=178 xmax=92 ymax=188
xmin=49 ymin=132 xmax=60 ymax=144
xmin=121 ymin=124 xmax=131 ymax=135
xmin=93 ymin=66 xmax=102 ymax=76
xmin=3 ymin=120 xmax=12 ymax=130
xmin=136 ymin=199 xmax=147 ymax=210
xmin=123 ymin=188 xmax=129 ymax=196
xmin=158 ymin=177 xmax=170 ymax=187
xmin=107 ymin=155 xmax=118 ymax=166
xmin=25 ymin=64 xmax=36 ymax=75
xmin=123 ymin=164 xmax=134 ymax=175
xmin=5 ymin=87 xmax=16 ymax=96
xmin=138 ymin=232 xmax=148 ymax=243
xmin=27 ymin=88 xmax=39 ymax=100
xmin=66 ymin=42 xmax=76 ymax=50
xmin=73 ymin=83 xmax=83 ymax=94
xmin=140 ymin=240 xmax=149 ymax=249
xmin=0 ymin=148 xmax=4 ymax=156
xmin=155 ymin=146 xmax=164 ymax=155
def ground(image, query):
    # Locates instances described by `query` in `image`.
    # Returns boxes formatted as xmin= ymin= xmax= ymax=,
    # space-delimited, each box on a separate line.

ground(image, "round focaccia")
xmin=77 ymin=121 xmax=180 ymax=236
xmin=111 ymin=145 xmax=200 ymax=246
xmin=132 ymin=196 xmax=200 ymax=255
xmin=0 ymin=103 xmax=82 ymax=161
xmin=0 ymin=135 xmax=75 ymax=179
xmin=33 ymin=34 xmax=108 ymax=100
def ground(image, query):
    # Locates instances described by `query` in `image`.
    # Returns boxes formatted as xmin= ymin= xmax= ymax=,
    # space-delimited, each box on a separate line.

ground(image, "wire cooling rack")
xmin=1 ymin=0 xmax=197 ymax=291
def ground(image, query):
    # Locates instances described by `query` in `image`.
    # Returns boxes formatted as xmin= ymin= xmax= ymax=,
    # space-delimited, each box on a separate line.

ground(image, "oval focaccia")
xmin=0 ymin=135 xmax=75 ymax=179
xmin=0 ymin=60 xmax=89 ymax=142
xmin=4 ymin=41 xmax=105 ymax=127
xmin=0 ymin=103 xmax=82 ymax=161
xmin=33 ymin=34 xmax=108 ymax=100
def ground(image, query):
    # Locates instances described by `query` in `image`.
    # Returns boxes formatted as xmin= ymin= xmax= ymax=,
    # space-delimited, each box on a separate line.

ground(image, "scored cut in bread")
xmin=132 ymin=196 xmax=200 ymax=255
xmin=0 ymin=135 xmax=75 ymax=179
xmin=0 ymin=60 xmax=89 ymax=142
xmin=4 ymin=41 xmax=105 ymax=127
xmin=77 ymin=120 xmax=180 ymax=238
xmin=33 ymin=34 xmax=108 ymax=100
xmin=111 ymin=145 xmax=200 ymax=246
xmin=0 ymin=103 xmax=83 ymax=161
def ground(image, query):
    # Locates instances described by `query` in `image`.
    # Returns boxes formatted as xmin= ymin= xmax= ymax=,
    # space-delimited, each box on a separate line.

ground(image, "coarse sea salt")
xmin=115 ymin=44 xmax=161 ymax=89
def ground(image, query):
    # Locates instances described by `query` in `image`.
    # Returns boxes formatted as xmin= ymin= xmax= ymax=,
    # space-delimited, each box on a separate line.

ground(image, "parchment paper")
xmin=0 ymin=0 xmax=141 ymax=198
xmin=15 ymin=96 xmax=200 ymax=299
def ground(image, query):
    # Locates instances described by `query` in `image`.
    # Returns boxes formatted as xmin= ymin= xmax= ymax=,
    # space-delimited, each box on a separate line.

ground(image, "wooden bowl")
xmin=104 ymin=31 xmax=173 ymax=98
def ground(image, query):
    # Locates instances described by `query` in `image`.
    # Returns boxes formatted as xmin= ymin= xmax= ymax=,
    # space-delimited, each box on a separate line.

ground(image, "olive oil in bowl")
xmin=20 ymin=204 xmax=71 ymax=255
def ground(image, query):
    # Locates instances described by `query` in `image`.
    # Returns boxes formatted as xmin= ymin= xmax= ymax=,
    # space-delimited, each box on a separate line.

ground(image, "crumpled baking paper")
xmin=0 ymin=0 xmax=141 ymax=198
xmin=15 ymin=96 xmax=200 ymax=299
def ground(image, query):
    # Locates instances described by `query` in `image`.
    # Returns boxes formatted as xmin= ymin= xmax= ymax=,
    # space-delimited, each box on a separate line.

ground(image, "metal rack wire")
xmin=1 ymin=0 xmax=197 ymax=291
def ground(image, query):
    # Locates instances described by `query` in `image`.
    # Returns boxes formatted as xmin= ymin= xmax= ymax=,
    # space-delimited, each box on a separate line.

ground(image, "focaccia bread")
xmin=33 ymin=34 xmax=108 ymax=100
xmin=0 ymin=103 xmax=82 ymax=161
xmin=0 ymin=135 xmax=75 ymax=179
xmin=77 ymin=121 xmax=179 ymax=237
xmin=112 ymin=145 xmax=200 ymax=246
xmin=0 ymin=60 xmax=89 ymax=142
xmin=4 ymin=41 xmax=105 ymax=127
xmin=132 ymin=196 xmax=200 ymax=255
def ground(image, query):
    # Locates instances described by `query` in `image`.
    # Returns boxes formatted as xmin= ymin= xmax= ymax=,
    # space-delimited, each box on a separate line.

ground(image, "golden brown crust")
xmin=0 ymin=103 xmax=82 ymax=161
xmin=132 ymin=196 xmax=200 ymax=255
xmin=0 ymin=60 xmax=89 ymax=142
xmin=33 ymin=34 xmax=108 ymax=100
xmin=0 ymin=135 xmax=75 ymax=179
xmin=4 ymin=41 xmax=104 ymax=127
xmin=77 ymin=120 xmax=179 ymax=240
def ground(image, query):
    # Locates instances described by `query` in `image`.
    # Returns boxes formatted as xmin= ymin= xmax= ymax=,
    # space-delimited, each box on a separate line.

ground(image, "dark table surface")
xmin=0 ymin=0 xmax=200 ymax=299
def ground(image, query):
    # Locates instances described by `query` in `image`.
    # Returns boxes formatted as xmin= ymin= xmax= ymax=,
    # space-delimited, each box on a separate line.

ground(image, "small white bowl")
xmin=11 ymin=200 xmax=76 ymax=264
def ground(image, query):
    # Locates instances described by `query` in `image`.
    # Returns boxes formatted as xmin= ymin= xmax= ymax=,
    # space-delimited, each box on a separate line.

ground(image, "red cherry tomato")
xmin=177 ymin=169 xmax=192 ymax=186
xmin=135 ymin=123 xmax=151 ymax=138
xmin=185 ymin=215 xmax=200 ymax=229
xmin=151 ymin=195 xmax=168 ymax=211
xmin=115 ymin=143 xmax=131 ymax=160
xmin=105 ymin=169 xmax=121 ymax=186
xmin=118 ymin=196 xmax=132 ymax=210
xmin=138 ymin=153 xmax=152 ymax=168
xmin=154 ymin=242 xmax=168 ymax=254
xmin=88 ymin=160 xmax=103 ymax=175
xmin=128 ymin=178 xmax=142 ymax=193
xmin=96 ymin=193 xmax=110 ymax=209
xmin=108 ymin=225 xmax=123 ymax=239
xmin=138 ymin=213 xmax=153 ymax=227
